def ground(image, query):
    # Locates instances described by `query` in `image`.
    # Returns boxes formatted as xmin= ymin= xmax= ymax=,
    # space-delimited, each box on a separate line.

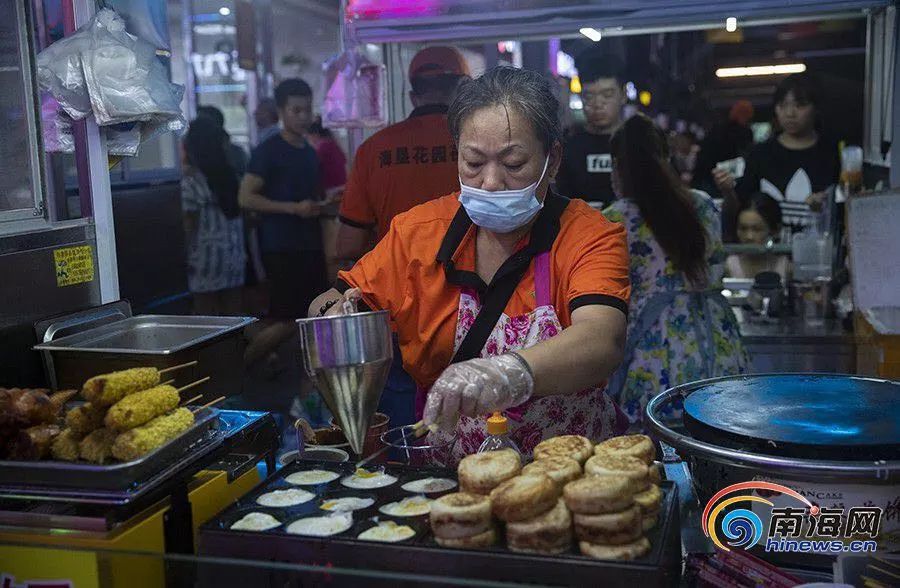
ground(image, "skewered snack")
xmin=65 ymin=402 xmax=106 ymax=435
xmin=104 ymin=384 xmax=180 ymax=432
xmin=79 ymin=428 xmax=118 ymax=463
xmin=111 ymin=408 xmax=194 ymax=461
xmin=7 ymin=424 xmax=61 ymax=460
xmin=51 ymin=428 xmax=82 ymax=461
xmin=0 ymin=388 xmax=66 ymax=427
xmin=82 ymin=367 xmax=160 ymax=407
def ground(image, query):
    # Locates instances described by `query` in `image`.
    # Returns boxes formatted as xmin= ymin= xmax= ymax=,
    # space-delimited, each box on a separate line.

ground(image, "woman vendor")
xmin=310 ymin=66 xmax=630 ymax=462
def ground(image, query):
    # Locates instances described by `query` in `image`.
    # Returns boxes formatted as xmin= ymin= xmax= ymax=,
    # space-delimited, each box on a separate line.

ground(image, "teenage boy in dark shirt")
xmin=556 ymin=48 xmax=627 ymax=207
xmin=239 ymin=78 xmax=324 ymax=367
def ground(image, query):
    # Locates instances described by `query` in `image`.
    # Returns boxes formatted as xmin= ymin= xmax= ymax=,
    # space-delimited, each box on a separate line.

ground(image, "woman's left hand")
xmin=423 ymin=354 xmax=534 ymax=431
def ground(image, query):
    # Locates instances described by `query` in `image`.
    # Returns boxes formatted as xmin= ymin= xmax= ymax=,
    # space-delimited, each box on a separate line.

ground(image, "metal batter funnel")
xmin=297 ymin=310 xmax=393 ymax=455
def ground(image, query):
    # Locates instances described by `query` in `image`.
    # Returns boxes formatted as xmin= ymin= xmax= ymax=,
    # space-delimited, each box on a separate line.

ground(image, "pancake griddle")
xmin=682 ymin=375 xmax=900 ymax=460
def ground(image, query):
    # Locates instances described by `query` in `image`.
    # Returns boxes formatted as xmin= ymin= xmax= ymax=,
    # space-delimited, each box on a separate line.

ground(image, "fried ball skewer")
xmin=8 ymin=424 xmax=61 ymax=460
xmin=65 ymin=402 xmax=106 ymax=434
xmin=79 ymin=428 xmax=118 ymax=464
xmin=105 ymin=385 xmax=180 ymax=432
xmin=82 ymin=368 xmax=160 ymax=407
xmin=51 ymin=428 xmax=82 ymax=461
xmin=111 ymin=408 xmax=194 ymax=462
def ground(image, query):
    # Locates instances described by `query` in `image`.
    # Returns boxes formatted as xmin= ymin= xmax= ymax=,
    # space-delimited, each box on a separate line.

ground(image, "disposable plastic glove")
xmin=423 ymin=354 xmax=534 ymax=431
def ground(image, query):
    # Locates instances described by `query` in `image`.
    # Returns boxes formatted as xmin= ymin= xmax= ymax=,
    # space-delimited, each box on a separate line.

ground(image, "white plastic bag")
xmin=80 ymin=9 xmax=183 ymax=126
xmin=36 ymin=31 xmax=93 ymax=120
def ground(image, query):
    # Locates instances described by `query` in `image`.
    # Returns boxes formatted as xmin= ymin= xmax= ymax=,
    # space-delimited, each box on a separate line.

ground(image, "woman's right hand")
xmin=324 ymin=287 xmax=362 ymax=316
xmin=712 ymin=168 xmax=736 ymax=195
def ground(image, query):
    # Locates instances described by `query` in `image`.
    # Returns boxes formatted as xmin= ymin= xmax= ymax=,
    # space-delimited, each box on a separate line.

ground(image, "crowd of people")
xmin=178 ymin=42 xmax=844 ymax=434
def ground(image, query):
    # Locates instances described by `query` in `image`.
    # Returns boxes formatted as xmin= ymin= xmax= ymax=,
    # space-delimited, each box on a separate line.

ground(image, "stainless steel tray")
xmin=33 ymin=315 xmax=256 ymax=355
xmin=0 ymin=407 xmax=221 ymax=492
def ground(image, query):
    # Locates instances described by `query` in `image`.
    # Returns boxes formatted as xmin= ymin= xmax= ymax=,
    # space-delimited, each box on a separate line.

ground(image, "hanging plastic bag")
xmin=80 ymin=9 xmax=183 ymax=126
xmin=36 ymin=30 xmax=93 ymax=120
xmin=40 ymin=95 xmax=75 ymax=153
xmin=321 ymin=48 xmax=387 ymax=128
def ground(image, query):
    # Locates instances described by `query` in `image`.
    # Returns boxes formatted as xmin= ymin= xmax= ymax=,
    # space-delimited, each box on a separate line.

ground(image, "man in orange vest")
xmin=336 ymin=46 xmax=469 ymax=266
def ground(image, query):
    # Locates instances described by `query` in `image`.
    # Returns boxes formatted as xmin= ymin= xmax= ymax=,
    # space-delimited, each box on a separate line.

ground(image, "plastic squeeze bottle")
xmin=477 ymin=412 xmax=522 ymax=460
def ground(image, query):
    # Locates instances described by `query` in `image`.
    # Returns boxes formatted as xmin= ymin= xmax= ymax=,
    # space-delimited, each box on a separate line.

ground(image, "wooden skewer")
xmin=181 ymin=394 xmax=203 ymax=406
xmin=162 ymin=378 xmax=175 ymax=386
xmin=192 ymin=395 xmax=226 ymax=414
xmin=159 ymin=361 xmax=198 ymax=376
xmin=176 ymin=376 xmax=210 ymax=395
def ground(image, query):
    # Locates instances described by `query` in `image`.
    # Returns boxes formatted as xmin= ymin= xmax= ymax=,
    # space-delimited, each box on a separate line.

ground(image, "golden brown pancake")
xmin=634 ymin=484 xmax=663 ymax=516
xmin=429 ymin=492 xmax=492 ymax=540
xmin=563 ymin=476 xmax=638 ymax=515
xmin=521 ymin=456 xmax=581 ymax=489
xmin=585 ymin=454 xmax=651 ymax=490
xmin=533 ymin=435 xmax=593 ymax=464
xmin=593 ymin=434 xmax=656 ymax=465
xmin=458 ymin=448 xmax=521 ymax=495
xmin=434 ymin=525 xmax=497 ymax=549
xmin=489 ymin=474 xmax=559 ymax=522
xmin=506 ymin=499 xmax=572 ymax=554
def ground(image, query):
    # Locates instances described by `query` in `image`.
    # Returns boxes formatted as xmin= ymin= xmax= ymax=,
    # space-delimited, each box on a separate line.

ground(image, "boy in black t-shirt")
xmin=556 ymin=48 xmax=627 ymax=207
xmin=239 ymin=78 xmax=326 ymax=368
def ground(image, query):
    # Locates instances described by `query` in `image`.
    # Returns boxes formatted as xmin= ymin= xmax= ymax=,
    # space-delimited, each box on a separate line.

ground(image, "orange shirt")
xmin=337 ymin=192 xmax=630 ymax=390
xmin=339 ymin=105 xmax=459 ymax=241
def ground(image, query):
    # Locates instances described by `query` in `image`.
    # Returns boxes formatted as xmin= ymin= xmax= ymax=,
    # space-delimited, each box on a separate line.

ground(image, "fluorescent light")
xmin=218 ymin=6 xmax=231 ymax=16
xmin=715 ymin=63 xmax=806 ymax=78
xmin=580 ymin=27 xmax=602 ymax=42
xmin=725 ymin=17 xmax=737 ymax=32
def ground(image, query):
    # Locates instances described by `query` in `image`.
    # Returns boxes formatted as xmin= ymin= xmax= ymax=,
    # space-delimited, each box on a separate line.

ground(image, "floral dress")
xmin=181 ymin=168 xmax=246 ymax=294
xmin=602 ymin=191 xmax=749 ymax=426
xmin=424 ymin=252 xmax=627 ymax=467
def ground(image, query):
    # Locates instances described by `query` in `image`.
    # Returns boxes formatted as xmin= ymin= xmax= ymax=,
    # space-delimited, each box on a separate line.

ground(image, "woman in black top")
xmin=714 ymin=73 xmax=840 ymax=241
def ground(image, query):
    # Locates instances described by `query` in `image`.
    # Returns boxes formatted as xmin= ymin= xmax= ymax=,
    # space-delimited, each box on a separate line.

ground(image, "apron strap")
xmin=534 ymin=252 xmax=552 ymax=307
xmin=450 ymin=251 xmax=538 ymax=364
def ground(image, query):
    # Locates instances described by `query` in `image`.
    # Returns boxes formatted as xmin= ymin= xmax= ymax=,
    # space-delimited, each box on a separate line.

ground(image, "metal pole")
xmin=67 ymin=0 xmax=119 ymax=303
xmin=890 ymin=6 xmax=900 ymax=187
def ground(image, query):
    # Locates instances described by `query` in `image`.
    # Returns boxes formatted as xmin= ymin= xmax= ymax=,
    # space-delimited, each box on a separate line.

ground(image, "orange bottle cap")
xmin=486 ymin=411 xmax=508 ymax=435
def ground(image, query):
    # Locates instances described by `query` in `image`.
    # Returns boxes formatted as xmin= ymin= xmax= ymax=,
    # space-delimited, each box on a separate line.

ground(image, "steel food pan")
xmin=0 ymin=407 xmax=221 ymax=492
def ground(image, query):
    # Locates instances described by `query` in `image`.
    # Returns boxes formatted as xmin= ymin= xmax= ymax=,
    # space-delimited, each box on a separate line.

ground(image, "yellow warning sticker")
xmin=54 ymin=245 xmax=95 ymax=287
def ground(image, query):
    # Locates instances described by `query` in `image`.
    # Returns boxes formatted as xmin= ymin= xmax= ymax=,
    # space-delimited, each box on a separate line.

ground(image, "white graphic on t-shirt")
xmin=759 ymin=168 xmax=812 ymax=203
xmin=586 ymin=154 xmax=612 ymax=173
xmin=759 ymin=168 xmax=814 ymax=227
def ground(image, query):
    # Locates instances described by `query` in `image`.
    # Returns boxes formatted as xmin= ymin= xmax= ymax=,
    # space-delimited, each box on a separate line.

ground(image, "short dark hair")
xmin=410 ymin=73 xmax=464 ymax=99
xmin=575 ymin=46 xmax=625 ymax=85
xmin=739 ymin=192 xmax=783 ymax=233
xmin=196 ymin=105 xmax=225 ymax=128
xmin=275 ymin=78 xmax=313 ymax=108
xmin=773 ymin=72 xmax=822 ymax=109
xmin=447 ymin=66 xmax=561 ymax=153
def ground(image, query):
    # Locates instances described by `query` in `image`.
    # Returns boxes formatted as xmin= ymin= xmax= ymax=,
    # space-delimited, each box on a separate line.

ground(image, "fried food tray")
xmin=0 ymin=407 xmax=221 ymax=494
xmin=199 ymin=460 xmax=681 ymax=587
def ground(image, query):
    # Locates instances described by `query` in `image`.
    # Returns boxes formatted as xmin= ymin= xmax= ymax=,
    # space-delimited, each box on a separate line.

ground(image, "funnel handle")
xmin=300 ymin=345 xmax=314 ymax=379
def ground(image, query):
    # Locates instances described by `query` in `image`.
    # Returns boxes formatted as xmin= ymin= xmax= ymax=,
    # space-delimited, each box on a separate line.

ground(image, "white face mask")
xmin=458 ymin=156 xmax=550 ymax=233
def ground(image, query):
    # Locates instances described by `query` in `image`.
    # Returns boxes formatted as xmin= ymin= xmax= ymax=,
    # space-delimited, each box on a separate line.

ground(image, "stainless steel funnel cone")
xmin=297 ymin=310 xmax=393 ymax=455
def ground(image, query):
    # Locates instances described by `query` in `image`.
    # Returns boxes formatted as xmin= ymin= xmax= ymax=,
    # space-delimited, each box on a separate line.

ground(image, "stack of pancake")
xmin=428 ymin=434 xmax=663 ymax=560
xmin=565 ymin=434 xmax=660 ymax=559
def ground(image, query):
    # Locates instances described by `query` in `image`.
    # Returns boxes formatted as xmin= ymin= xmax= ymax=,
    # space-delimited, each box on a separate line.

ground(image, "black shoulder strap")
xmin=450 ymin=252 xmax=535 ymax=364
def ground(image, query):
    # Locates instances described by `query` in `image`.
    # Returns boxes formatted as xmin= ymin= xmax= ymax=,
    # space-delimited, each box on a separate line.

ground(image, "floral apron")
xmin=418 ymin=252 xmax=628 ymax=466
